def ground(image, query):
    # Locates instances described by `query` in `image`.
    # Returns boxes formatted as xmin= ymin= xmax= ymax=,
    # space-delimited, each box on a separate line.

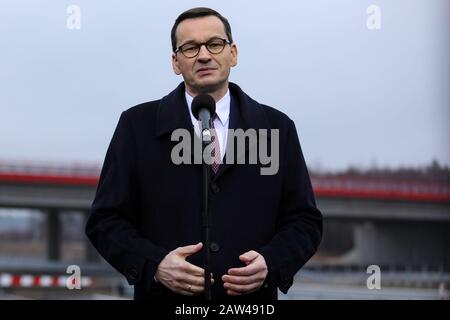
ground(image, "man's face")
xmin=172 ymin=16 xmax=238 ymax=95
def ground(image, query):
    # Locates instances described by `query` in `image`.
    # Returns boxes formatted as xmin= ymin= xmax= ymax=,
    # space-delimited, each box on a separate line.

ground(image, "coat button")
xmin=210 ymin=242 xmax=220 ymax=252
xmin=127 ymin=268 xmax=138 ymax=281
xmin=211 ymin=183 xmax=220 ymax=194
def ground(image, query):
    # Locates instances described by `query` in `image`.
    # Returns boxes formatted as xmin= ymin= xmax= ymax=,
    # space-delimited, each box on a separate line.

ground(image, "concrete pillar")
xmin=47 ymin=209 xmax=61 ymax=261
xmin=352 ymin=220 xmax=450 ymax=269
xmin=84 ymin=211 xmax=100 ymax=262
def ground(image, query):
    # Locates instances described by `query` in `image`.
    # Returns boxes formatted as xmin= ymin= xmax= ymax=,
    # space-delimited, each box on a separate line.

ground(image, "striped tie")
xmin=210 ymin=114 xmax=221 ymax=174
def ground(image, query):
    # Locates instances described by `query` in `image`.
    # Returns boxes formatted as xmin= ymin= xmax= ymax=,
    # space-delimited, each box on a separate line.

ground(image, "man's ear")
xmin=172 ymin=53 xmax=182 ymax=75
xmin=230 ymin=43 xmax=238 ymax=67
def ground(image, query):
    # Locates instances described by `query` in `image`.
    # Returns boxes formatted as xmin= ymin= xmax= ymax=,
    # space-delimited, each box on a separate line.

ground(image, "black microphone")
xmin=191 ymin=94 xmax=216 ymax=135
xmin=191 ymin=94 xmax=216 ymax=300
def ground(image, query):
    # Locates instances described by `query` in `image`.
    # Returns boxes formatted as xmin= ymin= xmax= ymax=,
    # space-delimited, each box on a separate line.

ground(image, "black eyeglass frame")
xmin=174 ymin=38 xmax=232 ymax=58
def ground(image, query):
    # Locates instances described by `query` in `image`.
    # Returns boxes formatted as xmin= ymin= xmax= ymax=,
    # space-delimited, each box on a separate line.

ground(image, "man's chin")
xmin=194 ymin=79 xmax=226 ymax=94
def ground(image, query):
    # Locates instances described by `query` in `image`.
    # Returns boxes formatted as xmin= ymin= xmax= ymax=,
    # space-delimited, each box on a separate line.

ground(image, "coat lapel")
xmin=155 ymin=82 xmax=193 ymax=137
xmin=154 ymin=82 xmax=200 ymax=164
xmin=212 ymin=82 xmax=271 ymax=181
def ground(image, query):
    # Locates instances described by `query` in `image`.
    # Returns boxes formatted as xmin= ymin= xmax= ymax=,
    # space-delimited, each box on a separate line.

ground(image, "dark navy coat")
xmin=85 ymin=82 xmax=322 ymax=300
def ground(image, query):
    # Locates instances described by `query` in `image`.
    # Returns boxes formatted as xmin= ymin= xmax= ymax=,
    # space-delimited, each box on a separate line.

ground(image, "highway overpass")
xmin=0 ymin=162 xmax=449 ymax=269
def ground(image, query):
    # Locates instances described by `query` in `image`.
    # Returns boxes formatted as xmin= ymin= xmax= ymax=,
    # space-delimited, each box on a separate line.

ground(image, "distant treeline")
xmin=314 ymin=159 xmax=450 ymax=183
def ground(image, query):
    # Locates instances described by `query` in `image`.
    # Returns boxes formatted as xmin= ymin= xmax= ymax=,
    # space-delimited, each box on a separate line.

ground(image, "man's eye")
xmin=209 ymin=43 xmax=222 ymax=48
xmin=183 ymin=45 xmax=197 ymax=52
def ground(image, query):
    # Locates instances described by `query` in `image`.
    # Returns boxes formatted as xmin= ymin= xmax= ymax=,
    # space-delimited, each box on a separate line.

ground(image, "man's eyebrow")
xmin=179 ymin=39 xmax=196 ymax=47
xmin=179 ymin=36 xmax=226 ymax=47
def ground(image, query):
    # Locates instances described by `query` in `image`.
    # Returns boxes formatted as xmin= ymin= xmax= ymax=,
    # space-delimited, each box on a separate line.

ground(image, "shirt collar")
xmin=185 ymin=89 xmax=230 ymax=126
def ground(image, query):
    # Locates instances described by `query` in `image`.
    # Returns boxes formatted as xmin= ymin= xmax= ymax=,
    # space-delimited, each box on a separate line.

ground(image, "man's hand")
xmin=155 ymin=242 xmax=214 ymax=296
xmin=222 ymin=250 xmax=268 ymax=296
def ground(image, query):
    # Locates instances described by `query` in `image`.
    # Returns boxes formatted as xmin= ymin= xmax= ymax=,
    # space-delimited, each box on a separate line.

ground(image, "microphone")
xmin=191 ymin=93 xmax=216 ymax=300
xmin=191 ymin=94 xmax=216 ymax=141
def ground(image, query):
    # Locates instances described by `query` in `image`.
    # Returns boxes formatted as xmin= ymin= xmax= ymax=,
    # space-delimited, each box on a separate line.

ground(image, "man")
xmin=86 ymin=7 xmax=322 ymax=300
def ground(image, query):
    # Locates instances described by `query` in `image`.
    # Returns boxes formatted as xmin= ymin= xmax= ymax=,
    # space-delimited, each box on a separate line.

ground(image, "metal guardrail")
xmin=0 ymin=161 xmax=101 ymax=177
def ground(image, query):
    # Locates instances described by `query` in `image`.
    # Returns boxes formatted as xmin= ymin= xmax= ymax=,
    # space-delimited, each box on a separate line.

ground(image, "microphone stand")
xmin=201 ymin=122 xmax=212 ymax=300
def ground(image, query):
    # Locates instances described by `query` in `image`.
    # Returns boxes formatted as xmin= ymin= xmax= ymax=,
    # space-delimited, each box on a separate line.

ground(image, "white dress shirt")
xmin=185 ymin=90 xmax=230 ymax=161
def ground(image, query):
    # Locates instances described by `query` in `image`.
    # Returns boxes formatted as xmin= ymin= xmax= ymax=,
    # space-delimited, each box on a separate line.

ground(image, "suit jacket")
xmin=85 ymin=82 xmax=322 ymax=300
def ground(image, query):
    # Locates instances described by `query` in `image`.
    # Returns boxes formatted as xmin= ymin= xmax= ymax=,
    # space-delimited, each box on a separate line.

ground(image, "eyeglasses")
xmin=175 ymin=38 xmax=231 ymax=58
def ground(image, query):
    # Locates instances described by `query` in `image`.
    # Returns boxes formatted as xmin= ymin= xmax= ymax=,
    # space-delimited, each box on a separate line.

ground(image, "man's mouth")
xmin=196 ymin=67 xmax=216 ymax=73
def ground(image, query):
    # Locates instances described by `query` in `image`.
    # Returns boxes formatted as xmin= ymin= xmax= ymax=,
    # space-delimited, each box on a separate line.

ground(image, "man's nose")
xmin=197 ymin=44 xmax=211 ymax=62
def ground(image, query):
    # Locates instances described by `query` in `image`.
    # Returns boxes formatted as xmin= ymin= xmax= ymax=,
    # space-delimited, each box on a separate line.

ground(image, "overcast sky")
xmin=0 ymin=0 xmax=448 ymax=172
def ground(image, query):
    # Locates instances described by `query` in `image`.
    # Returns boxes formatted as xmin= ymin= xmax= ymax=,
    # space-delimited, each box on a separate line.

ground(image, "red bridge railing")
xmin=0 ymin=162 xmax=449 ymax=203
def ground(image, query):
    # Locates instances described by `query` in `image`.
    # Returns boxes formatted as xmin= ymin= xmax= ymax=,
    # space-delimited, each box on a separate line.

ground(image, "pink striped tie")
xmin=210 ymin=115 xmax=221 ymax=174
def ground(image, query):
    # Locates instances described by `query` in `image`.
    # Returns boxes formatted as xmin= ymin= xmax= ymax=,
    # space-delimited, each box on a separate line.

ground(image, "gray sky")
xmin=0 ymin=0 xmax=449 ymax=171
